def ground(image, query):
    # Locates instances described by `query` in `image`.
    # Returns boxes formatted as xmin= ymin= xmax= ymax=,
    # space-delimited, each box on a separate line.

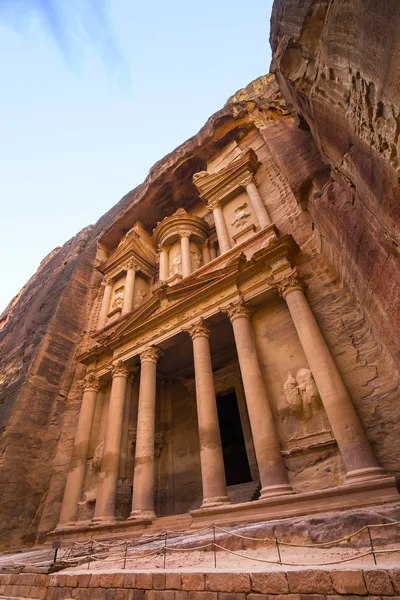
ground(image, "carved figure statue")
xmin=282 ymin=368 xmax=321 ymax=420
xmin=112 ymin=289 xmax=124 ymax=309
xmin=92 ymin=441 xmax=104 ymax=473
xmin=231 ymin=202 xmax=251 ymax=229
xmin=190 ymin=250 xmax=202 ymax=270
xmin=128 ymin=427 xmax=137 ymax=456
xmin=170 ymin=255 xmax=182 ymax=276
xmin=133 ymin=289 xmax=146 ymax=308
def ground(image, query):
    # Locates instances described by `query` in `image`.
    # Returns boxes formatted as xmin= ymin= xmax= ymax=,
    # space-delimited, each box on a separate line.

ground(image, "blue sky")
xmin=0 ymin=0 xmax=273 ymax=312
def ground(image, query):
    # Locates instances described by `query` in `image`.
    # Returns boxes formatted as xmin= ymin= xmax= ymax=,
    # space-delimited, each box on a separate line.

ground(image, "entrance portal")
xmin=216 ymin=388 xmax=252 ymax=486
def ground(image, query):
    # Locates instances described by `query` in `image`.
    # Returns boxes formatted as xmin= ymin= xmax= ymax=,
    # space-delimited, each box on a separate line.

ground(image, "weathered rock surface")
xmin=270 ymin=0 xmax=400 ymax=367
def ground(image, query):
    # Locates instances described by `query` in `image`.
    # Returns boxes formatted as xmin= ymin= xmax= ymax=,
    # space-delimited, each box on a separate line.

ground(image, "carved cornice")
xmin=111 ymin=360 xmax=131 ymax=378
xmin=183 ymin=319 xmax=211 ymax=340
xmin=220 ymin=298 xmax=252 ymax=323
xmin=140 ymin=346 xmax=163 ymax=364
xmin=83 ymin=373 xmax=101 ymax=392
xmin=275 ymin=271 xmax=305 ymax=300
xmin=193 ymin=149 xmax=260 ymax=208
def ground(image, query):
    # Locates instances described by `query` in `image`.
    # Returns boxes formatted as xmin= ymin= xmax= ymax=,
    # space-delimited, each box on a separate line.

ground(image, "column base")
xmin=128 ymin=509 xmax=156 ymax=521
xmin=91 ymin=515 xmax=117 ymax=525
xmin=345 ymin=466 xmax=388 ymax=484
xmin=201 ymin=495 xmax=230 ymax=509
xmin=259 ymin=483 xmax=294 ymax=499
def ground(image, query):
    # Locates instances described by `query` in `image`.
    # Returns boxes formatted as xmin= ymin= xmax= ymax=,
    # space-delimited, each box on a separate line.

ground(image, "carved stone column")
xmin=277 ymin=272 xmax=385 ymax=483
xmin=93 ymin=361 xmax=131 ymax=523
xmin=129 ymin=347 xmax=163 ymax=520
xmin=98 ymin=278 xmax=113 ymax=329
xmin=209 ymin=243 xmax=217 ymax=260
xmin=159 ymin=246 xmax=170 ymax=282
xmin=122 ymin=261 xmax=137 ymax=315
xmin=185 ymin=320 xmax=229 ymax=507
xmin=202 ymin=241 xmax=211 ymax=265
xmin=223 ymin=299 xmax=293 ymax=498
xmin=57 ymin=373 xmax=100 ymax=528
xmin=208 ymin=200 xmax=231 ymax=254
xmin=246 ymin=179 xmax=271 ymax=228
xmin=180 ymin=233 xmax=192 ymax=277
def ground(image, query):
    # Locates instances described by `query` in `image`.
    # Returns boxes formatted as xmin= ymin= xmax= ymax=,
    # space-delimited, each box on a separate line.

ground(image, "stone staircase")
xmin=144 ymin=512 xmax=193 ymax=533
xmin=227 ymin=480 xmax=260 ymax=504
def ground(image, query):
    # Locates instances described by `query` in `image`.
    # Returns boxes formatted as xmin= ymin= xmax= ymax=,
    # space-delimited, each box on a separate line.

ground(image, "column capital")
xmin=124 ymin=258 xmax=139 ymax=271
xmin=184 ymin=319 xmax=211 ymax=340
xmin=179 ymin=230 xmax=191 ymax=239
xmin=111 ymin=360 xmax=131 ymax=378
xmin=221 ymin=298 xmax=252 ymax=323
xmin=206 ymin=198 xmax=221 ymax=210
xmin=140 ymin=346 xmax=163 ymax=364
xmin=275 ymin=271 xmax=305 ymax=300
xmin=102 ymin=276 xmax=113 ymax=287
xmin=158 ymin=244 xmax=171 ymax=254
xmin=83 ymin=373 xmax=101 ymax=392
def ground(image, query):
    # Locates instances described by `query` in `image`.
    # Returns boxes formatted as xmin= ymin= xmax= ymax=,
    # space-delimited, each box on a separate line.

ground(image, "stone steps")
xmin=227 ymin=480 xmax=260 ymax=504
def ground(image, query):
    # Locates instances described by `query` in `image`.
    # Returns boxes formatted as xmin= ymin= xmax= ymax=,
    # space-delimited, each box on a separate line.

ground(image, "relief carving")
xmin=128 ymin=427 xmax=164 ymax=459
xmin=170 ymin=255 xmax=182 ymax=276
xmin=112 ymin=287 xmax=124 ymax=309
xmin=133 ymin=289 xmax=146 ymax=307
xmin=190 ymin=250 xmax=202 ymax=270
xmin=231 ymin=202 xmax=251 ymax=229
xmin=282 ymin=368 xmax=321 ymax=420
xmin=92 ymin=441 xmax=104 ymax=473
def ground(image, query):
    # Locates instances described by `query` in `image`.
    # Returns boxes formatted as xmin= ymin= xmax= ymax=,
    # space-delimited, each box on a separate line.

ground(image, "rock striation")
xmin=270 ymin=0 xmax=400 ymax=367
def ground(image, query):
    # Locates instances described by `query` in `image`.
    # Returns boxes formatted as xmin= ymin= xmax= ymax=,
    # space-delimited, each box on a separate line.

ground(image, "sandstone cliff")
xmin=270 ymin=0 xmax=400 ymax=368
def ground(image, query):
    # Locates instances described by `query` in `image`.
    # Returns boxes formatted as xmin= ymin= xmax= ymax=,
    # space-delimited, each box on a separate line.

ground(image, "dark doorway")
xmin=216 ymin=388 xmax=252 ymax=486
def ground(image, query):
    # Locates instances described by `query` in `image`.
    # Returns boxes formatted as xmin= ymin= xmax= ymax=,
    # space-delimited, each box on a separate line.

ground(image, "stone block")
xmin=232 ymin=574 xmax=251 ymax=593
xmin=90 ymin=588 xmax=108 ymax=600
xmin=300 ymin=595 xmax=325 ymax=600
xmin=166 ymin=573 xmax=182 ymax=590
xmin=251 ymin=572 xmax=289 ymax=594
xmin=364 ymin=569 xmax=394 ymax=595
xmin=188 ymin=593 xmax=217 ymax=600
xmin=65 ymin=575 xmax=79 ymax=588
xmin=182 ymin=573 xmax=205 ymax=591
xmin=330 ymin=570 xmax=367 ymax=595
xmin=19 ymin=573 xmax=37 ymax=586
xmin=49 ymin=575 xmax=61 ymax=588
xmin=124 ymin=573 xmax=136 ymax=589
xmin=136 ymin=574 xmax=153 ymax=590
xmin=153 ymin=573 xmax=166 ymax=590
xmin=205 ymin=573 xmax=234 ymax=592
xmin=389 ymin=570 xmax=400 ymax=594
xmin=287 ymin=570 xmax=333 ymax=594
xmin=35 ymin=574 xmax=48 ymax=586
xmin=114 ymin=590 xmax=134 ymax=600
xmin=72 ymin=588 xmax=91 ymax=600
xmin=174 ymin=592 xmax=188 ymax=600
xmin=247 ymin=594 xmax=268 ymax=600
xmin=217 ymin=593 xmax=246 ymax=600
xmin=77 ymin=574 xmax=92 ymax=587
xmin=131 ymin=591 xmax=145 ymax=600
xmin=326 ymin=596 xmax=380 ymax=600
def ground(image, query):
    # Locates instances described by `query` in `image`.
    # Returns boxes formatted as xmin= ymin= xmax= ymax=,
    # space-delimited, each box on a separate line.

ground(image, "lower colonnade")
xmin=56 ymin=269 xmax=390 ymax=533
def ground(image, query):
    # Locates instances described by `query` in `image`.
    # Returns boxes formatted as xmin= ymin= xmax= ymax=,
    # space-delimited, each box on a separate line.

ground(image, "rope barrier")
xmin=60 ymin=518 xmax=400 ymax=570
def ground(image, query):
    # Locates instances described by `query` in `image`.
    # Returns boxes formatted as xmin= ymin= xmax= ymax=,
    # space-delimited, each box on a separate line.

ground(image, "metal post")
xmin=53 ymin=548 xmax=58 ymax=563
xmin=213 ymin=524 xmax=217 ymax=568
xmin=164 ymin=531 xmax=167 ymax=569
xmin=123 ymin=541 xmax=128 ymax=569
xmin=87 ymin=539 xmax=93 ymax=570
xmin=367 ymin=526 xmax=377 ymax=565
xmin=275 ymin=537 xmax=282 ymax=565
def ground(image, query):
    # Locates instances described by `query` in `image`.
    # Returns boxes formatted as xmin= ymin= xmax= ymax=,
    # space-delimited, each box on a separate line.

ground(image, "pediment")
xmin=100 ymin=228 xmax=156 ymax=276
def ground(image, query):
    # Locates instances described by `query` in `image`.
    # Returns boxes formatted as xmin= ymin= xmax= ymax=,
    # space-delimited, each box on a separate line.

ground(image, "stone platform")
xmin=51 ymin=476 xmax=399 ymax=542
xmin=1 ymin=566 xmax=400 ymax=600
